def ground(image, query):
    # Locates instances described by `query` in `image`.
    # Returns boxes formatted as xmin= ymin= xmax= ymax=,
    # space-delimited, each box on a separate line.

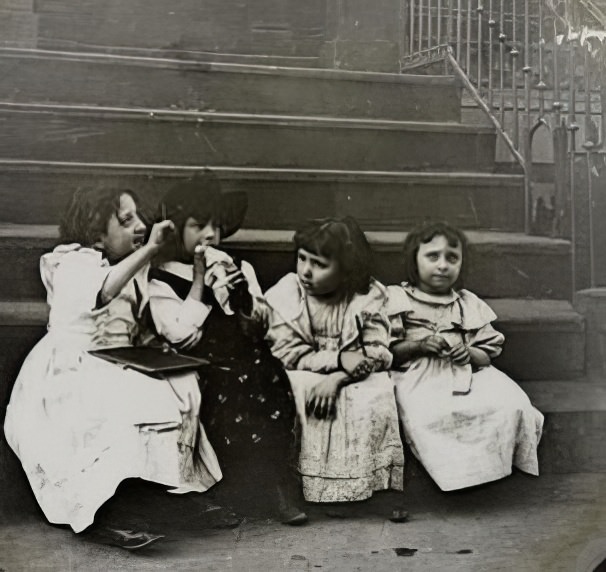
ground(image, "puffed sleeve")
xmin=45 ymin=248 xmax=112 ymax=321
xmin=384 ymin=284 xmax=412 ymax=347
xmin=264 ymin=274 xmax=337 ymax=371
xmin=148 ymin=278 xmax=212 ymax=349
xmin=467 ymin=323 xmax=504 ymax=359
xmin=459 ymin=290 xmax=505 ymax=359
xmin=356 ymin=309 xmax=393 ymax=370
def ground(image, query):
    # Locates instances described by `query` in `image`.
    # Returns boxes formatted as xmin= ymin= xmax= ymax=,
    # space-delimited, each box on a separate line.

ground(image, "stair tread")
xmin=0 ymin=160 xmax=525 ymax=184
xmin=0 ymin=47 xmax=459 ymax=86
xmin=0 ymin=101 xmax=491 ymax=132
xmin=0 ymin=224 xmax=571 ymax=249
xmin=488 ymin=299 xmax=583 ymax=326
xmin=0 ymin=297 xmax=583 ymax=327
xmin=520 ymin=381 xmax=606 ymax=413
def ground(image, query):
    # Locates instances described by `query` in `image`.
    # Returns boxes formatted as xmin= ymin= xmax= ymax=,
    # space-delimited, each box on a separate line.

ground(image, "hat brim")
xmin=220 ymin=191 xmax=248 ymax=239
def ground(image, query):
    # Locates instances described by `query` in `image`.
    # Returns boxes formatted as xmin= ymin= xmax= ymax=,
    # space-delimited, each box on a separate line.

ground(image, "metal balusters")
xmin=466 ymin=0 xmax=472 ymax=73
xmin=511 ymin=0 xmax=520 ymax=149
xmin=568 ymin=37 xmax=579 ymax=292
xmin=477 ymin=1 xmax=484 ymax=91
xmin=410 ymin=0 xmax=416 ymax=55
xmin=437 ymin=0 xmax=442 ymax=46
xmin=523 ymin=0 xmax=531 ymax=135
xmin=583 ymin=43 xmax=595 ymax=149
xmin=536 ymin=0 xmax=546 ymax=119
xmin=552 ymin=13 xmax=562 ymax=127
xmin=447 ymin=0 xmax=454 ymax=46
xmin=499 ymin=0 xmax=506 ymax=125
xmin=419 ymin=0 xmax=424 ymax=52
xmin=457 ymin=0 xmax=463 ymax=60
xmin=428 ymin=0 xmax=433 ymax=49
xmin=488 ymin=0 xmax=495 ymax=107
xmin=582 ymin=42 xmax=595 ymax=287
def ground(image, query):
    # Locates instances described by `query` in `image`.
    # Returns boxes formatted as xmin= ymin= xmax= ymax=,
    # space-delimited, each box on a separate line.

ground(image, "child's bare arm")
xmin=100 ymin=221 xmax=174 ymax=305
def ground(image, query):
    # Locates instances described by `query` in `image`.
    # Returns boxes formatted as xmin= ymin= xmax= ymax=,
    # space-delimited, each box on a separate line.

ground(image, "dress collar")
xmin=402 ymin=283 xmax=460 ymax=305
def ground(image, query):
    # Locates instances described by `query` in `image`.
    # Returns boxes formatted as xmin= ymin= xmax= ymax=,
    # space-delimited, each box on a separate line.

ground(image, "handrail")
xmin=402 ymin=0 xmax=605 ymax=291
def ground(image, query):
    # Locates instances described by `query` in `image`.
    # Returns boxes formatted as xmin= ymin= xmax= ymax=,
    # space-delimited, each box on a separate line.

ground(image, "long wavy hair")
xmin=402 ymin=221 xmax=469 ymax=290
xmin=59 ymin=187 xmax=140 ymax=247
xmin=294 ymin=216 xmax=374 ymax=298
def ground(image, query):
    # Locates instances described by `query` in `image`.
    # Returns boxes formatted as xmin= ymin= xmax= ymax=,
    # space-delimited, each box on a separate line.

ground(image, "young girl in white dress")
xmin=3 ymin=187 xmax=221 ymax=547
xmin=262 ymin=218 xmax=405 ymax=508
xmin=387 ymin=222 xmax=544 ymax=491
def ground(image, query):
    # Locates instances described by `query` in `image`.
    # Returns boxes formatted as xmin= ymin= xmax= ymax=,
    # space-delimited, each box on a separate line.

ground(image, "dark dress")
xmin=148 ymin=267 xmax=298 ymax=512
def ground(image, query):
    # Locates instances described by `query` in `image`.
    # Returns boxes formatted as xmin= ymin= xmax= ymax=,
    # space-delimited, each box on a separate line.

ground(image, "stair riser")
xmin=0 ymin=169 xmax=525 ymax=232
xmin=0 ymin=110 xmax=497 ymax=172
xmin=539 ymin=412 xmax=606 ymax=473
xmin=0 ymin=55 xmax=462 ymax=122
xmin=495 ymin=328 xmax=585 ymax=381
xmin=225 ymin=247 xmax=571 ymax=300
xmin=0 ymin=329 xmax=597 ymax=481
xmin=0 ymin=237 xmax=570 ymax=300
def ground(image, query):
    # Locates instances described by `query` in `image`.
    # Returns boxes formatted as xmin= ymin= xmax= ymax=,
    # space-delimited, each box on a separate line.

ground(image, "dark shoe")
xmin=389 ymin=509 xmax=410 ymax=523
xmin=279 ymin=506 xmax=308 ymax=526
xmin=202 ymin=505 xmax=243 ymax=529
xmin=276 ymin=484 xmax=308 ymax=526
xmin=99 ymin=528 xmax=165 ymax=551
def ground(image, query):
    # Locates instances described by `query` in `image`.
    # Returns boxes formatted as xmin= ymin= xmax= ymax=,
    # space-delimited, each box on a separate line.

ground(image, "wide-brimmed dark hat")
xmin=160 ymin=170 xmax=248 ymax=238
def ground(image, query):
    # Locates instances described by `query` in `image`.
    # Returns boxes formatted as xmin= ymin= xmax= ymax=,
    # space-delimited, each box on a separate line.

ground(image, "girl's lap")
xmin=394 ymin=363 xmax=533 ymax=418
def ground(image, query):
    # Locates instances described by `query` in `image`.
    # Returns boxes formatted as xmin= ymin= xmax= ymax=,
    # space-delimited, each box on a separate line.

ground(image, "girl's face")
xmin=416 ymin=234 xmax=463 ymax=295
xmin=297 ymin=248 xmax=342 ymax=297
xmin=99 ymin=194 xmax=146 ymax=260
xmin=182 ymin=216 xmax=219 ymax=256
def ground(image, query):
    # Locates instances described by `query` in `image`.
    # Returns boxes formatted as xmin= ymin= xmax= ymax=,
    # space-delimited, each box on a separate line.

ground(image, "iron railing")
xmin=402 ymin=0 xmax=606 ymax=291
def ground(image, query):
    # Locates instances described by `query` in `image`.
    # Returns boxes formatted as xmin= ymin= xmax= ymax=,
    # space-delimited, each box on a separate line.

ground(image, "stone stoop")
xmin=0 ymin=48 xmax=593 ymax=475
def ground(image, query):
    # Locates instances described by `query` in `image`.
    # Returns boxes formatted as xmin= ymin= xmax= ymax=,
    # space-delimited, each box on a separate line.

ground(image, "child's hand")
xmin=226 ymin=270 xmax=253 ymax=315
xmin=419 ymin=335 xmax=450 ymax=357
xmin=306 ymin=374 xmax=341 ymax=420
xmin=339 ymin=351 xmax=372 ymax=379
xmin=448 ymin=342 xmax=471 ymax=365
xmin=193 ymin=245 xmax=207 ymax=278
xmin=147 ymin=220 xmax=175 ymax=250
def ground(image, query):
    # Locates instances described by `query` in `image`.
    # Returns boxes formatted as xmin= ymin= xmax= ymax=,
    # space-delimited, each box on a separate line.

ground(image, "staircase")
xmin=0 ymin=46 xmax=602 ymax=481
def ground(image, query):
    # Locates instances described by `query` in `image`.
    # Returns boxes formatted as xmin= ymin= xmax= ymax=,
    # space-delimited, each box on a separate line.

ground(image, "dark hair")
xmin=154 ymin=170 xmax=224 ymax=263
xmin=59 ymin=187 xmax=140 ymax=247
xmin=294 ymin=216 xmax=374 ymax=297
xmin=402 ymin=222 xmax=469 ymax=290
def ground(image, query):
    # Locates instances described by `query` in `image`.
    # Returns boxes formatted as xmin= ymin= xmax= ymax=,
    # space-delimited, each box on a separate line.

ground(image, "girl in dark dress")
xmin=147 ymin=172 xmax=306 ymax=525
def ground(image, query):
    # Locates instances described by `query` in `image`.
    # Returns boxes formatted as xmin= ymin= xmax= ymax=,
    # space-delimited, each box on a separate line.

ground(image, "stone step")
xmin=0 ymin=297 xmax=584 ymax=383
xmin=0 ymin=103 xmax=497 ymax=172
xmin=0 ymin=225 xmax=571 ymax=301
xmin=225 ymin=229 xmax=572 ymax=301
xmin=489 ymin=299 xmax=585 ymax=381
xmin=521 ymin=381 xmax=606 ymax=473
xmin=0 ymin=310 xmax=591 ymax=473
xmin=0 ymin=161 xmax=526 ymax=232
xmin=0 ymin=48 xmax=463 ymax=122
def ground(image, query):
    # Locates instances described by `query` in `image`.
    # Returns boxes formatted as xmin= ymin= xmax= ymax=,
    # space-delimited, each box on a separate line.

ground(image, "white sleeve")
xmin=50 ymin=250 xmax=111 ymax=316
xmin=148 ymin=278 xmax=212 ymax=348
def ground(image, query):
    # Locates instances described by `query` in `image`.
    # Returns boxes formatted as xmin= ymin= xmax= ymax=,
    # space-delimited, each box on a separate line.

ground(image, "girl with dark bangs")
xmin=147 ymin=172 xmax=307 ymax=526
xmin=387 ymin=222 xmax=543 ymax=491
xmin=262 ymin=217 xmax=405 ymax=511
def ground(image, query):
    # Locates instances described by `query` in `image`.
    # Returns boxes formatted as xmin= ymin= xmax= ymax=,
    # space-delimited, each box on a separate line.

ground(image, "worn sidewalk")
xmin=1 ymin=472 xmax=606 ymax=572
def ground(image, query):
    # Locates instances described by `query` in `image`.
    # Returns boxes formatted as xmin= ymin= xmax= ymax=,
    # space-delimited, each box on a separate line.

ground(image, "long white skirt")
xmin=288 ymin=370 xmax=404 ymax=503
xmin=4 ymin=335 xmax=222 ymax=532
xmin=393 ymin=359 xmax=544 ymax=491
